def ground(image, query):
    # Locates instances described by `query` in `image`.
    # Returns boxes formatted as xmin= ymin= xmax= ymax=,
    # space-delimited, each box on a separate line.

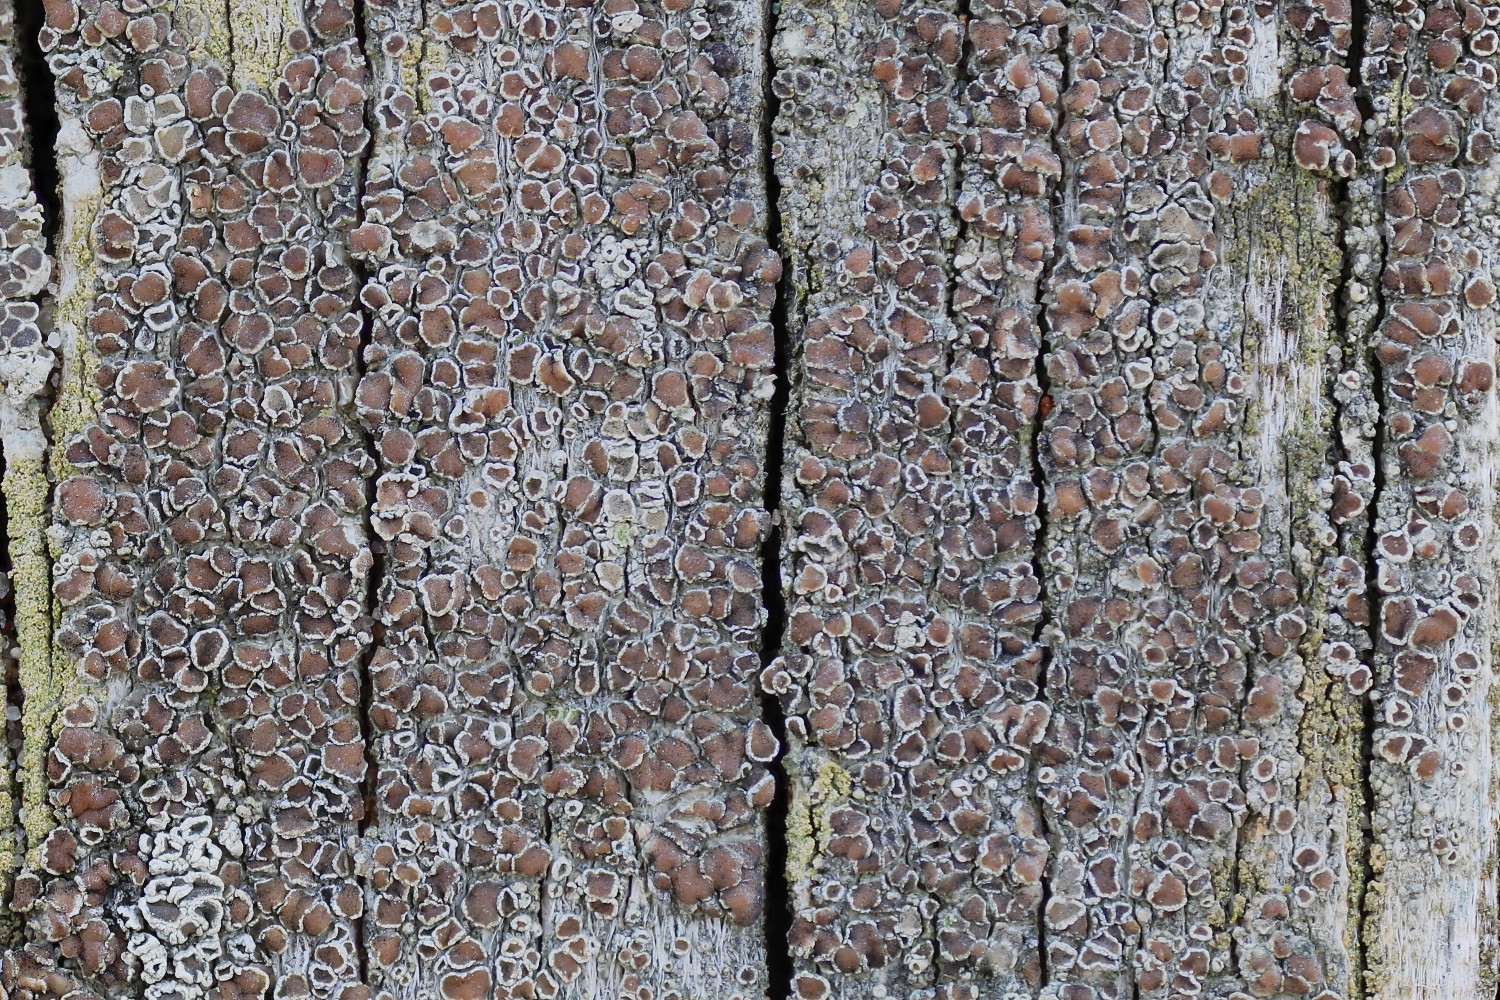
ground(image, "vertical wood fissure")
xmin=347 ymin=3 xmax=377 ymax=996
xmin=1340 ymin=0 xmax=1380 ymax=992
xmin=758 ymin=0 xmax=793 ymax=991
xmin=1027 ymin=15 xmax=1072 ymax=990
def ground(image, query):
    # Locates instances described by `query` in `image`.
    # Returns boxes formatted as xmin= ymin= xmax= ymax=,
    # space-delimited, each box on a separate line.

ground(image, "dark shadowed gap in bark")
xmin=221 ymin=0 xmax=235 ymax=94
xmin=348 ymin=0 xmax=378 ymax=988
xmin=1336 ymin=151 xmax=1380 ymax=1000
xmin=1030 ymin=302 xmax=1055 ymax=991
xmin=14 ymin=0 xmax=57 ymax=247
xmin=1343 ymin=0 xmax=1381 ymax=993
xmin=1348 ymin=0 xmax=1368 ymax=93
xmin=1350 ymin=161 xmax=1383 ymax=1000
xmin=1028 ymin=16 xmax=1071 ymax=991
xmin=758 ymin=0 xmax=793 ymax=992
xmin=349 ymin=0 xmax=380 ymax=844
xmin=1030 ymin=217 xmax=1055 ymax=993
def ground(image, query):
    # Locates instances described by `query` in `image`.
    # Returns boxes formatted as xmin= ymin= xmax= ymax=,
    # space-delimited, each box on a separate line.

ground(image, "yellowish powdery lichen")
xmin=9 ymin=450 xmax=61 ymax=863
xmin=25 ymin=139 xmax=103 ymax=860
xmin=786 ymin=752 xmax=851 ymax=882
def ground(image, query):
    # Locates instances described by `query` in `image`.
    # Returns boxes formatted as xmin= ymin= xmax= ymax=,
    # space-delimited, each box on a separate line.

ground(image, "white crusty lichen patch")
xmin=121 ymin=816 xmax=244 ymax=1000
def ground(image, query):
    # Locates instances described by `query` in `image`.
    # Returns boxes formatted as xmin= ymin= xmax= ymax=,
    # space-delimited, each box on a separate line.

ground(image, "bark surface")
xmin=0 ymin=0 xmax=1495 ymax=999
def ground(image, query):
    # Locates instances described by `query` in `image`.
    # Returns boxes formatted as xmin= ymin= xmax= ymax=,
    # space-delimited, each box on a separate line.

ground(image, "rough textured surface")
xmin=764 ymin=0 xmax=1376 ymax=997
xmin=1360 ymin=1 xmax=1500 ymax=996
xmin=767 ymin=0 xmax=1052 ymax=995
xmin=1 ymin=1 xmax=1500 ymax=999
xmin=353 ymin=0 xmax=778 ymax=996
xmin=1041 ymin=2 xmax=1377 ymax=997
xmin=20 ymin=2 xmax=374 ymax=999
xmin=0 ymin=0 xmax=52 ymax=909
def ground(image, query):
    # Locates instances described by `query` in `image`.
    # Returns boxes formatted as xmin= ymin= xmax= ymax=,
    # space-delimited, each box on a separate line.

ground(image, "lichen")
xmin=784 ymin=750 xmax=850 ymax=883
xmin=45 ymin=189 xmax=102 ymax=488
xmin=785 ymin=754 xmax=815 ymax=881
xmin=8 ymin=450 xmax=62 ymax=866
xmin=29 ymin=164 xmax=102 ymax=861
xmin=169 ymin=0 xmax=232 ymax=71
xmin=226 ymin=0 xmax=301 ymax=92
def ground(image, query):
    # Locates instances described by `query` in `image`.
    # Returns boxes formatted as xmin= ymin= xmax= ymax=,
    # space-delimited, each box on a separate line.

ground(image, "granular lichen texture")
xmin=0 ymin=0 xmax=1496 ymax=998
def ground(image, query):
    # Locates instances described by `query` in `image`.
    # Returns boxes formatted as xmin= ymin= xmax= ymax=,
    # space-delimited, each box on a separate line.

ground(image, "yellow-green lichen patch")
xmin=47 ymin=191 xmax=103 ymax=487
xmin=225 ymin=0 xmax=302 ymax=93
xmin=171 ymin=0 xmax=310 ymax=99
xmin=785 ymin=764 xmax=815 ymax=881
xmin=784 ymin=750 xmax=852 ymax=885
xmin=7 ymin=451 xmax=66 ymax=866
xmin=0 ymin=583 xmax=12 ymax=909
xmin=397 ymin=22 xmax=448 ymax=114
xmin=169 ymin=0 xmax=232 ymax=70
xmin=29 ymin=161 xmax=104 ymax=859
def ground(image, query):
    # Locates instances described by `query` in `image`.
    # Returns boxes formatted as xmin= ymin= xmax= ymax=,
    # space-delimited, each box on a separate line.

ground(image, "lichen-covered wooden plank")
xmin=353 ymin=0 xmax=778 ymax=995
xmin=766 ymin=0 xmax=1375 ymax=996
xmin=941 ymin=0 xmax=1064 ymax=989
xmin=769 ymin=0 xmax=1372 ymax=996
xmin=768 ymin=0 xmax=1056 ymax=993
xmin=1220 ymin=8 xmax=1373 ymax=998
xmin=6 ymin=4 xmax=1500 ymax=1000
xmin=13 ymin=2 xmax=375 ymax=999
xmin=1035 ymin=1 xmax=1366 ymax=997
xmin=1360 ymin=2 xmax=1500 ymax=996
xmin=0 ymin=0 xmax=54 ymax=905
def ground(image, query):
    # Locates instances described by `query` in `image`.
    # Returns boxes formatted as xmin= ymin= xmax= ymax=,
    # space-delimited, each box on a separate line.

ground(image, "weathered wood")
xmin=353 ymin=0 xmax=778 ymax=996
xmin=19 ymin=2 xmax=374 ymax=998
xmin=1361 ymin=2 xmax=1500 ymax=996
xmin=1037 ymin=4 xmax=1372 ymax=998
xmin=767 ymin=0 xmax=1052 ymax=995
xmin=2 ymin=1 xmax=1500 ymax=999
xmin=0 ymin=0 xmax=53 ymax=908
xmin=764 ymin=0 xmax=1372 ymax=997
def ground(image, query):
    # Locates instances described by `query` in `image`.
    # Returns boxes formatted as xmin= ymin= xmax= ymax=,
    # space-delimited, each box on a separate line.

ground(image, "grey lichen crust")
xmin=8 ymin=0 xmax=782 ymax=993
xmin=2 ymin=0 xmax=1500 ymax=998
xmin=766 ymin=0 xmax=1440 ymax=999
xmin=768 ymin=0 xmax=1055 ymax=996
xmin=0 ymin=0 xmax=54 ymax=910
xmin=0 ymin=0 xmax=51 ymax=450
xmin=353 ymin=0 xmax=779 ymax=997
xmin=1361 ymin=1 xmax=1500 ymax=996
xmin=14 ymin=0 xmax=374 ymax=998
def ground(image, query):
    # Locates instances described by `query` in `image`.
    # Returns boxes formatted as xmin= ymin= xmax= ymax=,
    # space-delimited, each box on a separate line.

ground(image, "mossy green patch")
xmin=228 ymin=0 xmax=302 ymax=92
xmin=170 ymin=0 xmax=233 ymax=71
xmin=396 ymin=22 xmax=448 ymax=114
xmin=173 ymin=0 xmax=301 ymax=92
